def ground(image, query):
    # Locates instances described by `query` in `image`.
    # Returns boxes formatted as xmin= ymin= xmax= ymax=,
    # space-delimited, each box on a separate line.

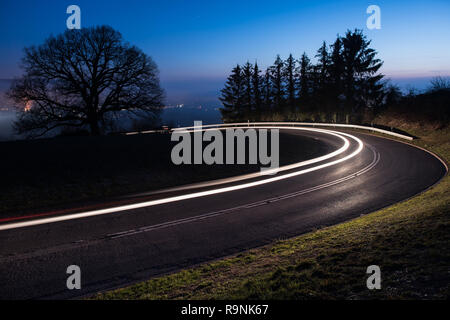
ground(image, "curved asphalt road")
xmin=0 ymin=127 xmax=446 ymax=299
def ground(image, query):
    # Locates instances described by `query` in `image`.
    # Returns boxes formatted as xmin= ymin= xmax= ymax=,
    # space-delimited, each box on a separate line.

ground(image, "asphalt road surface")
xmin=0 ymin=127 xmax=446 ymax=299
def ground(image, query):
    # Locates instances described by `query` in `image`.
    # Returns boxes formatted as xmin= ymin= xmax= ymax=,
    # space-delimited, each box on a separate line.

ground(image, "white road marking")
xmin=0 ymin=147 xmax=378 ymax=261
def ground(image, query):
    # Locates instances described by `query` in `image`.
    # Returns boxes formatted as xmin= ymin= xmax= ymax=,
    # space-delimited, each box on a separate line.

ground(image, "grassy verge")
xmin=93 ymin=124 xmax=449 ymax=300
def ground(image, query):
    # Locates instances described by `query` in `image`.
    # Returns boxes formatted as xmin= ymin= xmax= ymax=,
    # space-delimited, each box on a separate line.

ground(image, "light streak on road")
xmin=0 ymin=126 xmax=363 ymax=231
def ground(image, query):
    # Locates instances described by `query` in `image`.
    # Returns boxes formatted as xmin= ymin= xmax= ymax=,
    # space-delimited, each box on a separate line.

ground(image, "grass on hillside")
xmin=93 ymin=124 xmax=449 ymax=300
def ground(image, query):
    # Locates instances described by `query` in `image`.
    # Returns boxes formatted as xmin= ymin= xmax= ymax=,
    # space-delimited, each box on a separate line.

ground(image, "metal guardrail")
xmin=174 ymin=122 xmax=414 ymax=141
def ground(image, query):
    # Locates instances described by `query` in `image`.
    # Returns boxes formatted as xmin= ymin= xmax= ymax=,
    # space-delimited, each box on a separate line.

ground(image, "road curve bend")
xmin=0 ymin=126 xmax=446 ymax=299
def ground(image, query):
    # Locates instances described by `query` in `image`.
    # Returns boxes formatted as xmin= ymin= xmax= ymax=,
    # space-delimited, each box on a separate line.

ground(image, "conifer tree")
xmin=270 ymin=55 xmax=285 ymax=111
xmin=261 ymin=68 xmax=273 ymax=111
xmin=314 ymin=41 xmax=331 ymax=116
xmin=298 ymin=52 xmax=311 ymax=110
xmin=219 ymin=30 xmax=385 ymax=123
xmin=252 ymin=62 xmax=263 ymax=115
xmin=284 ymin=54 xmax=297 ymax=111
xmin=341 ymin=29 xmax=384 ymax=118
xmin=242 ymin=61 xmax=253 ymax=116
xmin=315 ymin=41 xmax=330 ymax=90
xmin=219 ymin=64 xmax=245 ymax=121
xmin=329 ymin=35 xmax=345 ymax=119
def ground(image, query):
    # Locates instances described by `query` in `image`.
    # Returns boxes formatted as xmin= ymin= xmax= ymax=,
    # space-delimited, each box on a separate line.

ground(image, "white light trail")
xmin=0 ymin=127 xmax=363 ymax=231
xmin=139 ymin=126 xmax=349 ymax=195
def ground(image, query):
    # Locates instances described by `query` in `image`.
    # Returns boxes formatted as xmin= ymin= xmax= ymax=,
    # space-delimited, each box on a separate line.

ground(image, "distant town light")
xmin=24 ymin=101 xmax=32 ymax=112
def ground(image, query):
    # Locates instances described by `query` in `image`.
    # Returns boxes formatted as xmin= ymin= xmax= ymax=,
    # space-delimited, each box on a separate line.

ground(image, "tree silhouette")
xmin=315 ymin=42 xmax=330 ymax=91
xmin=429 ymin=76 xmax=450 ymax=92
xmin=270 ymin=55 xmax=285 ymax=110
xmin=252 ymin=62 xmax=263 ymax=115
xmin=314 ymin=41 xmax=331 ymax=118
xmin=329 ymin=35 xmax=345 ymax=119
xmin=219 ymin=64 xmax=245 ymax=121
xmin=242 ymin=62 xmax=254 ymax=116
xmin=284 ymin=54 xmax=297 ymax=111
xmin=341 ymin=29 xmax=383 ymax=118
xmin=8 ymin=25 xmax=164 ymax=137
xmin=220 ymin=30 xmax=385 ymax=124
xmin=298 ymin=52 xmax=311 ymax=110
xmin=261 ymin=68 xmax=273 ymax=111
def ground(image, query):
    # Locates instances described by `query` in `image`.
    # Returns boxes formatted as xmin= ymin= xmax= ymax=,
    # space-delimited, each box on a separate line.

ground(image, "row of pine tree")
xmin=220 ymin=29 xmax=385 ymax=123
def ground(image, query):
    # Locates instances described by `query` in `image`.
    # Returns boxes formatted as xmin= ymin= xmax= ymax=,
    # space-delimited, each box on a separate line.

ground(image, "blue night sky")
xmin=1 ymin=0 xmax=450 ymax=104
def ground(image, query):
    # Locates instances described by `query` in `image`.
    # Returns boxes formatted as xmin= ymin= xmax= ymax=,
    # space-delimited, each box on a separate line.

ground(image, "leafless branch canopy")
xmin=8 ymin=25 xmax=164 ymax=137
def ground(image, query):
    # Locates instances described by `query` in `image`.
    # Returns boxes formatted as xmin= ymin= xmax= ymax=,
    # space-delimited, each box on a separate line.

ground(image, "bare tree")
xmin=8 ymin=25 xmax=164 ymax=137
xmin=429 ymin=76 xmax=450 ymax=92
